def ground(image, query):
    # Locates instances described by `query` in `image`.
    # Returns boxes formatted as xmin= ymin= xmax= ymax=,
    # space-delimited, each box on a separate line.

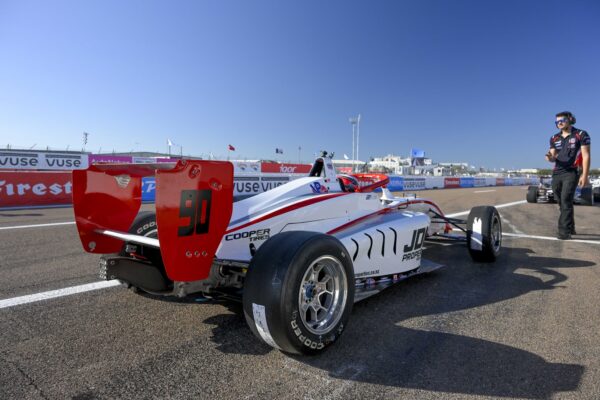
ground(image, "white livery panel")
xmin=336 ymin=211 xmax=430 ymax=277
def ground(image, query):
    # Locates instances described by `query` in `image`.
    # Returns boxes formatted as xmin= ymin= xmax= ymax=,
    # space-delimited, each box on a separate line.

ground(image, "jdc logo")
xmin=404 ymin=227 xmax=426 ymax=252
xmin=403 ymin=227 xmax=426 ymax=261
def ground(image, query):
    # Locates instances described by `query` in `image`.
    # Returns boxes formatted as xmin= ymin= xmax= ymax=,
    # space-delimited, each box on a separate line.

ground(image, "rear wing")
xmin=73 ymin=160 xmax=233 ymax=281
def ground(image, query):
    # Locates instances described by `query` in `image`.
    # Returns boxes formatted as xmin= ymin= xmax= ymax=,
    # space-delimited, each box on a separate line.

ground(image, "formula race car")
xmin=527 ymin=176 xmax=597 ymax=205
xmin=73 ymin=152 xmax=502 ymax=355
xmin=526 ymin=176 xmax=555 ymax=203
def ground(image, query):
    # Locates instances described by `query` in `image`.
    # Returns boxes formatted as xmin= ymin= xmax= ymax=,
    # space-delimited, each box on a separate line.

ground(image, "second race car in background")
xmin=527 ymin=175 xmax=598 ymax=205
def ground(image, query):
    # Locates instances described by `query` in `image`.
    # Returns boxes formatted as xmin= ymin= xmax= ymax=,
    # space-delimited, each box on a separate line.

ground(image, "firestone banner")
xmin=0 ymin=171 xmax=73 ymax=208
xmin=0 ymin=151 xmax=88 ymax=170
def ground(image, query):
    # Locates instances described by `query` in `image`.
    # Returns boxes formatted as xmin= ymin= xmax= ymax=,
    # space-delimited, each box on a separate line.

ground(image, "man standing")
xmin=545 ymin=111 xmax=591 ymax=240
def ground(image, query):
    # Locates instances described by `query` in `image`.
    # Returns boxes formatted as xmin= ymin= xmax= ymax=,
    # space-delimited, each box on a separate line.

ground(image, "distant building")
xmin=433 ymin=166 xmax=452 ymax=176
xmin=368 ymin=154 xmax=412 ymax=174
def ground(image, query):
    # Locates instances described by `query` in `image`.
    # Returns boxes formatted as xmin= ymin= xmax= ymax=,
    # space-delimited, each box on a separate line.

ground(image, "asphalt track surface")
xmin=1 ymin=186 xmax=599 ymax=400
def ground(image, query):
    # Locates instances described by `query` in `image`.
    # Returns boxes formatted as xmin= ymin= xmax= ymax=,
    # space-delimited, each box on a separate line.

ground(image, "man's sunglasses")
xmin=555 ymin=118 xmax=568 ymax=126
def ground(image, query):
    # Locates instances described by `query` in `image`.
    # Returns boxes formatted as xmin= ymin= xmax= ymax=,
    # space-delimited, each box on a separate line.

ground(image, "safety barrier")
xmin=382 ymin=175 xmax=539 ymax=192
xmin=0 ymin=171 xmax=540 ymax=209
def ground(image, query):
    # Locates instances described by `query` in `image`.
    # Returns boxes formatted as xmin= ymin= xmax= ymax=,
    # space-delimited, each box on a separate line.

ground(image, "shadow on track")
xmin=208 ymin=244 xmax=593 ymax=398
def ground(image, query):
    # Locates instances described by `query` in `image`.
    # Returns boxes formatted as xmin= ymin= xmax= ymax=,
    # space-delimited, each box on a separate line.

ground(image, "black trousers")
xmin=551 ymin=170 xmax=578 ymax=236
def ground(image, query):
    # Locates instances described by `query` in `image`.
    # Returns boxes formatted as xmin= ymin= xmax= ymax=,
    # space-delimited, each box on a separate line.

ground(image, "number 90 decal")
xmin=178 ymin=189 xmax=212 ymax=237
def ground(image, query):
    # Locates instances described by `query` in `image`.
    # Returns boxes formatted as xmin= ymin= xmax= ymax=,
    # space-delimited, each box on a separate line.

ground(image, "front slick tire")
xmin=467 ymin=206 xmax=502 ymax=262
xmin=243 ymin=232 xmax=354 ymax=355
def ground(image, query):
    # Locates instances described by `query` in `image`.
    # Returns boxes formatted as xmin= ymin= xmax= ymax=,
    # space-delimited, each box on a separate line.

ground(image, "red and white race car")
xmin=73 ymin=152 xmax=502 ymax=354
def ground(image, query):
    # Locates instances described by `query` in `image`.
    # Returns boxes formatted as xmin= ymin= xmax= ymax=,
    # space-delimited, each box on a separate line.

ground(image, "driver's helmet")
xmin=338 ymin=175 xmax=360 ymax=192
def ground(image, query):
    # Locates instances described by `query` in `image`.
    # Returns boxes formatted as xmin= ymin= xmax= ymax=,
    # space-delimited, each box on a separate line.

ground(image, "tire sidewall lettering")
xmin=289 ymin=312 xmax=326 ymax=350
xmin=135 ymin=220 xmax=156 ymax=235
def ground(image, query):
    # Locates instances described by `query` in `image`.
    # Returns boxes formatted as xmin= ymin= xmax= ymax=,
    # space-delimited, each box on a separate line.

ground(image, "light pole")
xmin=356 ymin=114 xmax=361 ymax=168
xmin=349 ymin=114 xmax=361 ymax=172
xmin=82 ymin=132 xmax=89 ymax=152
xmin=349 ymin=117 xmax=357 ymax=170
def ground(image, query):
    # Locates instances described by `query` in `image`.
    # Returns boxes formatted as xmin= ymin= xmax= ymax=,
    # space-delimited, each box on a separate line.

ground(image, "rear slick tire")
xmin=119 ymin=211 xmax=164 ymax=293
xmin=242 ymin=231 xmax=354 ymax=355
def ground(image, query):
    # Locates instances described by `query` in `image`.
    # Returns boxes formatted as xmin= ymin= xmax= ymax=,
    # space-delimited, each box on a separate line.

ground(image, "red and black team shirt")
xmin=549 ymin=127 xmax=591 ymax=174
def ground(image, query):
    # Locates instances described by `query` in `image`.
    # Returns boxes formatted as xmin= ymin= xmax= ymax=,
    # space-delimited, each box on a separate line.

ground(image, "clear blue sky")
xmin=1 ymin=0 xmax=599 ymax=169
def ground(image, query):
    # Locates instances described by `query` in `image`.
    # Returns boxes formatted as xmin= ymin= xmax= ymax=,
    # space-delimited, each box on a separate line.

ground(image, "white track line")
xmin=0 ymin=221 xmax=75 ymax=230
xmin=474 ymin=189 xmax=496 ymax=193
xmin=445 ymin=200 xmax=527 ymax=218
xmin=0 ymin=198 xmax=531 ymax=310
xmin=0 ymin=281 xmax=121 ymax=309
xmin=503 ymin=232 xmax=600 ymax=245
xmin=499 ymin=215 xmax=525 ymax=235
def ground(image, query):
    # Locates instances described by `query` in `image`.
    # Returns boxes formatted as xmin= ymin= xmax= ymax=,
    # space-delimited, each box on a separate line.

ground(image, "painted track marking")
xmin=500 ymin=215 xmax=525 ymax=235
xmin=0 ymin=221 xmax=75 ymax=230
xmin=0 ymin=281 xmax=121 ymax=309
xmin=503 ymin=232 xmax=600 ymax=245
xmin=474 ymin=189 xmax=496 ymax=193
xmin=445 ymin=200 xmax=527 ymax=218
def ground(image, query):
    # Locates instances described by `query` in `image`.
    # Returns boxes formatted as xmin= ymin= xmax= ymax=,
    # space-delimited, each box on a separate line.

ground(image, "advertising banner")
xmin=496 ymin=178 xmax=505 ymax=186
xmin=141 ymin=177 xmax=156 ymax=202
xmin=234 ymin=175 xmax=292 ymax=195
xmin=0 ymin=171 xmax=73 ymax=208
xmin=403 ymin=177 xmax=426 ymax=191
xmin=387 ymin=176 xmax=403 ymax=191
xmin=444 ymin=177 xmax=461 ymax=188
xmin=0 ymin=150 xmax=88 ymax=170
xmin=89 ymin=154 xmax=133 ymax=164
xmin=460 ymin=177 xmax=474 ymax=188
xmin=473 ymin=177 xmax=487 ymax=187
xmin=130 ymin=174 xmax=303 ymax=202
xmin=132 ymin=157 xmax=158 ymax=164
xmin=260 ymin=162 xmax=311 ymax=174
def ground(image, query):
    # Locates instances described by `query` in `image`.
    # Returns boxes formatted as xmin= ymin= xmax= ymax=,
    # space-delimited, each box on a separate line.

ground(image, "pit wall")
xmin=0 ymin=171 xmax=540 ymax=209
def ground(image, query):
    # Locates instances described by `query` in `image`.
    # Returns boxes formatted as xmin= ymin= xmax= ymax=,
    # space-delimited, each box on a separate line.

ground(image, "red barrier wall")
xmin=0 ymin=171 xmax=73 ymax=208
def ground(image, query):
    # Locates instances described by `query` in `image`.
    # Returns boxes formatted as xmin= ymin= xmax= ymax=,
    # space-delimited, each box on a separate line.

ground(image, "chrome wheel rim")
xmin=491 ymin=215 xmax=501 ymax=252
xmin=298 ymin=256 xmax=347 ymax=335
